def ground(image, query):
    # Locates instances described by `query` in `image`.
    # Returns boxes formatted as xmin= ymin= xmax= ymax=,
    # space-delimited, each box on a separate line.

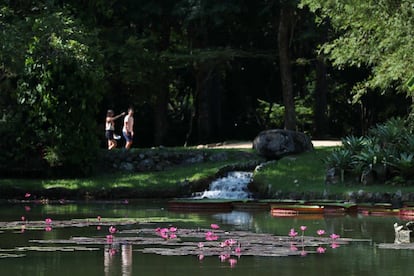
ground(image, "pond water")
xmin=0 ymin=200 xmax=413 ymax=276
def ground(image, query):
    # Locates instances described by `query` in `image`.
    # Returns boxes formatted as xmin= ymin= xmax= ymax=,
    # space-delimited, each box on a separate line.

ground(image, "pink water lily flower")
xmin=219 ymin=254 xmax=230 ymax=262
xmin=205 ymin=231 xmax=219 ymax=241
xmin=45 ymin=218 xmax=52 ymax=224
xmin=229 ymin=258 xmax=238 ymax=267
xmin=169 ymin=227 xmax=177 ymax=232
xmin=210 ymin=223 xmax=220 ymax=230
xmin=289 ymin=228 xmax=298 ymax=238
xmin=106 ymin=235 xmax=114 ymax=243
xmin=225 ymin=239 xmax=237 ymax=246
xmin=198 ymin=242 xmax=204 ymax=248
xmin=159 ymin=228 xmax=169 ymax=234
xmin=330 ymin=233 xmax=340 ymax=240
xmin=109 ymin=248 xmax=117 ymax=256
xmin=45 ymin=226 xmax=52 ymax=232
xmin=109 ymin=226 xmax=117 ymax=234
xmin=206 ymin=234 xmax=218 ymax=241
xmin=300 ymin=225 xmax=307 ymax=231
xmin=160 ymin=231 xmax=169 ymax=239
xmin=290 ymin=244 xmax=298 ymax=251
xmin=316 ymin=229 xmax=325 ymax=236
xmin=316 ymin=246 xmax=326 ymax=253
xmin=331 ymin=243 xmax=340 ymax=249
xmin=24 ymin=193 xmax=31 ymax=198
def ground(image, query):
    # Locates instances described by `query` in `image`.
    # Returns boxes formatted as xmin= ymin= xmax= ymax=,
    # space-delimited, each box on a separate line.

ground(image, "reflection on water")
xmin=122 ymin=244 xmax=133 ymax=275
xmin=212 ymin=211 xmax=254 ymax=229
xmin=104 ymin=244 xmax=133 ymax=276
xmin=1 ymin=201 xmax=414 ymax=276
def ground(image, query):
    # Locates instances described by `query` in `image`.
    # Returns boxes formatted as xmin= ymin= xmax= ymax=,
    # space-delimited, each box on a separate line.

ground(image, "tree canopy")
xmin=300 ymin=0 xmax=414 ymax=100
xmin=0 ymin=0 xmax=412 ymax=177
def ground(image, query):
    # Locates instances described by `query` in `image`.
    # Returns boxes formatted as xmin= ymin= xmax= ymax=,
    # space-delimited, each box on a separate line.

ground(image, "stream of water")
xmin=193 ymin=171 xmax=253 ymax=199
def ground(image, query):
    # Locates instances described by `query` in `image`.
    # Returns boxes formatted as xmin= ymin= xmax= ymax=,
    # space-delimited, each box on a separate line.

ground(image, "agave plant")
xmin=368 ymin=117 xmax=407 ymax=150
xmin=400 ymin=132 xmax=414 ymax=153
xmin=353 ymin=144 xmax=384 ymax=166
xmin=323 ymin=149 xmax=353 ymax=182
xmin=341 ymin=135 xmax=366 ymax=155
xmin=387 ymin=152 xmax=414 ymax=179
xmin=353 ymin=145 xmax=388 ymax=182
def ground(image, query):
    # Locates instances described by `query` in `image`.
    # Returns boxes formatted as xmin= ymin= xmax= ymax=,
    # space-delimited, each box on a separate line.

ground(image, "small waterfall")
xmin=194 ymin=171 xmax=253 ymax=199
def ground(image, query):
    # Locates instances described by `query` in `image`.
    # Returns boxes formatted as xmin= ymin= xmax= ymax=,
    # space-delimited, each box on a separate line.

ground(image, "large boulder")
xmin=253 ymin=129 xmax=313 ymax=159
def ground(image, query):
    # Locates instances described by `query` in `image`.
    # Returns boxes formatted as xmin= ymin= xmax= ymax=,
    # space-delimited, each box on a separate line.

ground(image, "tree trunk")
xmin=153 ymin=22 xmax=170 ymax=145
xmin=314 ymin=55 xmax=328 ymax=137
xmin=196 ymin=64 xmax=210 ymax=143
xmin=278 ymin=6 xmax=296 ymax=131
xmin=154 ymin=87 xmax=168 ymax=145
xmin=195 ymin=63 xmax=222 ymax=144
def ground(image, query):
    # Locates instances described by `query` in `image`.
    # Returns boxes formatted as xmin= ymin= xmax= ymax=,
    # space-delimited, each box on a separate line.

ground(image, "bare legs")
xmin=108 ymin=139 xmax=117 ymax=150
xmin=125 ymin=140 xmax=132 ymax=149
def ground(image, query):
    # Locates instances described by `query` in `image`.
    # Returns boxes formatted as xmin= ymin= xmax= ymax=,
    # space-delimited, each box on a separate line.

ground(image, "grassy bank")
xmin=0 ymin=148 xmax=263 ymax=199
xmin=252 ymin=147 xmax=414 ymax=198
xmin=3 ymin=146 xmax=414 ymax=200
xmin=252 ymin=147 xmax=333 ymax=195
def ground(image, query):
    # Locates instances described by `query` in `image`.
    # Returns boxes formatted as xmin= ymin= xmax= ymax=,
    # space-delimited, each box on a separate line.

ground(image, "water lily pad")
xmin=0 ymin=253 xmax=25 ymax=258
xmin=15 ymin=246 xmax=100 ymax=252
xmin=28 ymin=226 xmax=368 ymax=257
xmin=378 ymin=243 xmax=414 ymax=250
xmin=0 ymin=218 xmax=196 ymax=232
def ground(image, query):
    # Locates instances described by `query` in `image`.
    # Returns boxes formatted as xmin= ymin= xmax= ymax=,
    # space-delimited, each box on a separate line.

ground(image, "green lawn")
xmin=0 ymin=148 xmax=262 ymax=198
xmin=2 ymin=146 xmax=414 ymax=200
xmin=253 ymin=147 xmax=414 ymax=197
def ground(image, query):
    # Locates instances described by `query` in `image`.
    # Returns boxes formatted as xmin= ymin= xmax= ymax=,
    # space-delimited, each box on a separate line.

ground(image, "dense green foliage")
xmin=0 ymin=3 xmax=104 ymax=176
xmin=0 ymin=0 xmax=412 ymax=177
xmin=324 ymin=118 xmax=414 ymax=185
xmin=300 ymin=0 xmax=414 ymax=99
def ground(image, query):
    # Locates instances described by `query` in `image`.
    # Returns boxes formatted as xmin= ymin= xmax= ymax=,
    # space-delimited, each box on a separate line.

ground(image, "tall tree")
xmin=300 ymin=0 xmax=414 ymax=100
xmin=182 ymin=1 xmax=242 ymax=143
xmin=0 ymin=2 xmax=104 ymax=176
xmin=314 ymin=54 xmax=328 ymax=136
xmin=278 ymin=1 xmax=297 ymax=130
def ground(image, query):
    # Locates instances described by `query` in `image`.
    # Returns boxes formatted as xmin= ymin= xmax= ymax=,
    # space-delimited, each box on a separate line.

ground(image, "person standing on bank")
xmin=123 ymin=107 xmax=134 ymax=149
xmin=105 ymin=109 xmax=125 ymax=150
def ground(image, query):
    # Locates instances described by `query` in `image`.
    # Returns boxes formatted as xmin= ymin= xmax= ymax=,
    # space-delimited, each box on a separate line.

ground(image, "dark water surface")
xmin=0 ymin=200 xmax=412 ymax=276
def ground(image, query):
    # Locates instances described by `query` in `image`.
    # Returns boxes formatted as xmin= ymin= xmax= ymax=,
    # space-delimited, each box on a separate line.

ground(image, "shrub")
xmin=325 ymin=117 xmax=414 ymax=185
xmin=323 ymin=149 xmax=353 ymax=182
xmin=341 ymin=135 xmax=366 ymax=154
xmin=387 ymin=153 xmax=414 ymax=179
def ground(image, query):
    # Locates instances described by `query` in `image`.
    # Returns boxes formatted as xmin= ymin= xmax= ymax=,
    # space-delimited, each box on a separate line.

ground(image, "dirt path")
xmin=206 ymin=140 xmax=341 ymax=149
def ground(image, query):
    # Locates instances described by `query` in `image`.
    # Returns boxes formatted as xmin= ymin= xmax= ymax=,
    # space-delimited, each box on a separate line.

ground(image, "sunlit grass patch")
xmin=253 ymin=147 xmax=335 ymax=193
xmin=0 ymin=149 xmax=262 ymax=198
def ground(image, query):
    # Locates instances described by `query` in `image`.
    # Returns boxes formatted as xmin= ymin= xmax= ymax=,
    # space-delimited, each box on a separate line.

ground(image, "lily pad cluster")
xmin=0 ymin=217 xmax=367 ymax=266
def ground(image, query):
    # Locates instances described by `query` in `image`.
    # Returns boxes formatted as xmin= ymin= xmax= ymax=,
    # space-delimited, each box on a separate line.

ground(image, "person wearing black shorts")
xmin=105 ymin=109 xmax=125 ymax=150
